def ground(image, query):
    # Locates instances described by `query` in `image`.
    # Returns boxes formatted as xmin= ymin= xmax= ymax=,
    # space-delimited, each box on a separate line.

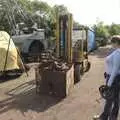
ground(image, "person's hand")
xmin=107 ymin=82 xmax=112 ymax=88
xmin=104 ymin=72 xmax=107 ymax=79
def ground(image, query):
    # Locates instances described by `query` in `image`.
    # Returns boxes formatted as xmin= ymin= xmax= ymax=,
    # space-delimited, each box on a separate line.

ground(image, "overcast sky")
xmin=41 ymin=0 xmax=120 ymax=25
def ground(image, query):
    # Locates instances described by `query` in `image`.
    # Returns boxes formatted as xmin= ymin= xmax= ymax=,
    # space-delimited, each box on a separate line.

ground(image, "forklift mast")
xmin=56 ymin=14 xmax=91 ymax=81
xmin=56 ymin=14 xmax=73 ymax=63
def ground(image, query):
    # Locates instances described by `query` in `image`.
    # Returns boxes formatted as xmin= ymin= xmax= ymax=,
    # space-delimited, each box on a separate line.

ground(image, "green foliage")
xmin=1 ymin=0 xmax=120 ymax=40
xmin=93 ymin=21 xmax=120 ymax=46
xmin=53 ymin=4 xmax=69 ymax=16
xmin=109 ymin=23 xmax=120 ymax=36
xmin=94 ymin=21 xmax=120 ymax=38
xmin=31 ymin=0 xmax=50 ymax=13
xmin=0 ymin=10 xmax=10 ymax=33
xmin=0 ymin=0 xmax=70 ymax=37
xmin=93 ymin=22 xmax=109 ymax=38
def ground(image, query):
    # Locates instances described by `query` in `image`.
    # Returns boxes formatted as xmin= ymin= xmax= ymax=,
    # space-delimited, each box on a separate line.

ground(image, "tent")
xmin=0 ymin=31 xmax=23 ymax=72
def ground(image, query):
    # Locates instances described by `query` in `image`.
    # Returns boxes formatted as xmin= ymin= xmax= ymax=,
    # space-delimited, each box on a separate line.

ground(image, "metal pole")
xmin=67 ymin=14 xmax=73 ymax=63
xmin=56 ymin=14 xmax=60 ymax=58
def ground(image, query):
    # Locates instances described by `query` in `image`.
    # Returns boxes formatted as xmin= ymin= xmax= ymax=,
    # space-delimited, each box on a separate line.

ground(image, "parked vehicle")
xmin=87 ymin=29 xmax=96 ymax=52
xmin=72 ymin=28 xmax=96 ymax=53
xmin=12 ymin=29 xmax=48 ymax=62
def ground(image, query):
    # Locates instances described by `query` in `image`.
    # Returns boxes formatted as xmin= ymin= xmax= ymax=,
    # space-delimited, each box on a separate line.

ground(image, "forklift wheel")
xmin=84 ymin=61 xmax=91 ymax=72
xmin=80 ymin=62 xmax=84 ymax=75
xmin=74 ymin=64 xmax=81 ymax=83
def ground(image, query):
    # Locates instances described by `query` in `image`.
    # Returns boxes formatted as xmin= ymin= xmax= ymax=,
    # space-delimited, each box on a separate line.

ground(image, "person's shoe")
xmin=93 ymin=115 xmax=101 ymax=120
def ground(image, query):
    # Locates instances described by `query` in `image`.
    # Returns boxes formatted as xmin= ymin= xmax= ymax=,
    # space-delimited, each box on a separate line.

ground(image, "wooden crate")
xmin=35 ymin=65 xmax=74 ymax=98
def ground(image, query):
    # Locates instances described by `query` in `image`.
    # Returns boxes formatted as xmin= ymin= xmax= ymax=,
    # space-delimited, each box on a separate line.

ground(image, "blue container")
xmin=87 ymin=29 xmax=96 ymax=52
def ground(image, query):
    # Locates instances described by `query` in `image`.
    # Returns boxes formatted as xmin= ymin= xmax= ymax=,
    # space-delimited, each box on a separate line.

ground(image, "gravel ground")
xmin=0 ymin=46 xmax=115 ymax=120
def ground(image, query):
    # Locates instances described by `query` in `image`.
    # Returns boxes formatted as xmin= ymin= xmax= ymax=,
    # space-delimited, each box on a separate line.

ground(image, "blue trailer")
xmin=72 ymin=28 xmax=96 ymax=53
xmin=87 ymin=29 xmax=96 ymax=52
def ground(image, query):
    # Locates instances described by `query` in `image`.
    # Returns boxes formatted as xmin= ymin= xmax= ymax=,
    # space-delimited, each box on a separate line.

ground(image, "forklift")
xmin=56 ymin=14 xmax=91 ymax=82
xmin=35 ymin=13 xmax=91 ymax=97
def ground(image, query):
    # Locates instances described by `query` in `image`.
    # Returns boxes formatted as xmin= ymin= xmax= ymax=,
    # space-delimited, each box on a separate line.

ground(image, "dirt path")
xmin=0 ymin=47 xmax=113 ymax=120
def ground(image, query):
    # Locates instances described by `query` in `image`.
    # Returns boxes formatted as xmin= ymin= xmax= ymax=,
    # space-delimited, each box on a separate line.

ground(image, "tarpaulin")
xmin=0 ymin=31 xmax=22 ymax=71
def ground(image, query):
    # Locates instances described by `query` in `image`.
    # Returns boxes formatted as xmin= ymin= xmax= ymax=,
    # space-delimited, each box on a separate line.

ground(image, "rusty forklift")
xmin=56 ymin=14 xmax=90 ymax=82
xmin=35 ymin=14 xmax=90 ymax=98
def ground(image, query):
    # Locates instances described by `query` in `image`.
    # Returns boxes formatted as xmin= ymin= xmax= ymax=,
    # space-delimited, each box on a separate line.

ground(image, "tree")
xmin=53 ymin=5 xmax=69 ymax=16
xmin=30 ymin=1 xmax=51 ymax=28
xmin=109 ymin=23 xmax=120 ymax=36
xmin=93 ymin=21 xmax=110 ymax=46
xmin=0 ymin=0 xmax=33 ymax=33
xmin=0 ymin=0 xmax=71 ymax=38
xmin=93 ymin=21 xmax=109 ymax=38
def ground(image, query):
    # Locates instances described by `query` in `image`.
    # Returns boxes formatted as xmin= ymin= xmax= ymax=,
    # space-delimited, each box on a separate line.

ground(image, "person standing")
xmin=93 ymin=35 xmax=120 ymax=120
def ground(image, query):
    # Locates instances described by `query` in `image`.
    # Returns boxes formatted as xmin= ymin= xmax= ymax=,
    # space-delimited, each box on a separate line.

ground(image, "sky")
xmin=41 ymin=0 xmax=120 ymax=25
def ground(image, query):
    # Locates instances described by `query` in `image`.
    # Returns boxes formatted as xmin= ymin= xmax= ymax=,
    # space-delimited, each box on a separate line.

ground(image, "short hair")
xmin=111 ymin=35 xmax=120 ymax=45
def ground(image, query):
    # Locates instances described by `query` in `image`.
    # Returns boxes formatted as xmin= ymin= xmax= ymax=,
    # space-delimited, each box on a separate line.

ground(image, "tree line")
xmin=93 ymin=21 xmax=120 ymax=45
